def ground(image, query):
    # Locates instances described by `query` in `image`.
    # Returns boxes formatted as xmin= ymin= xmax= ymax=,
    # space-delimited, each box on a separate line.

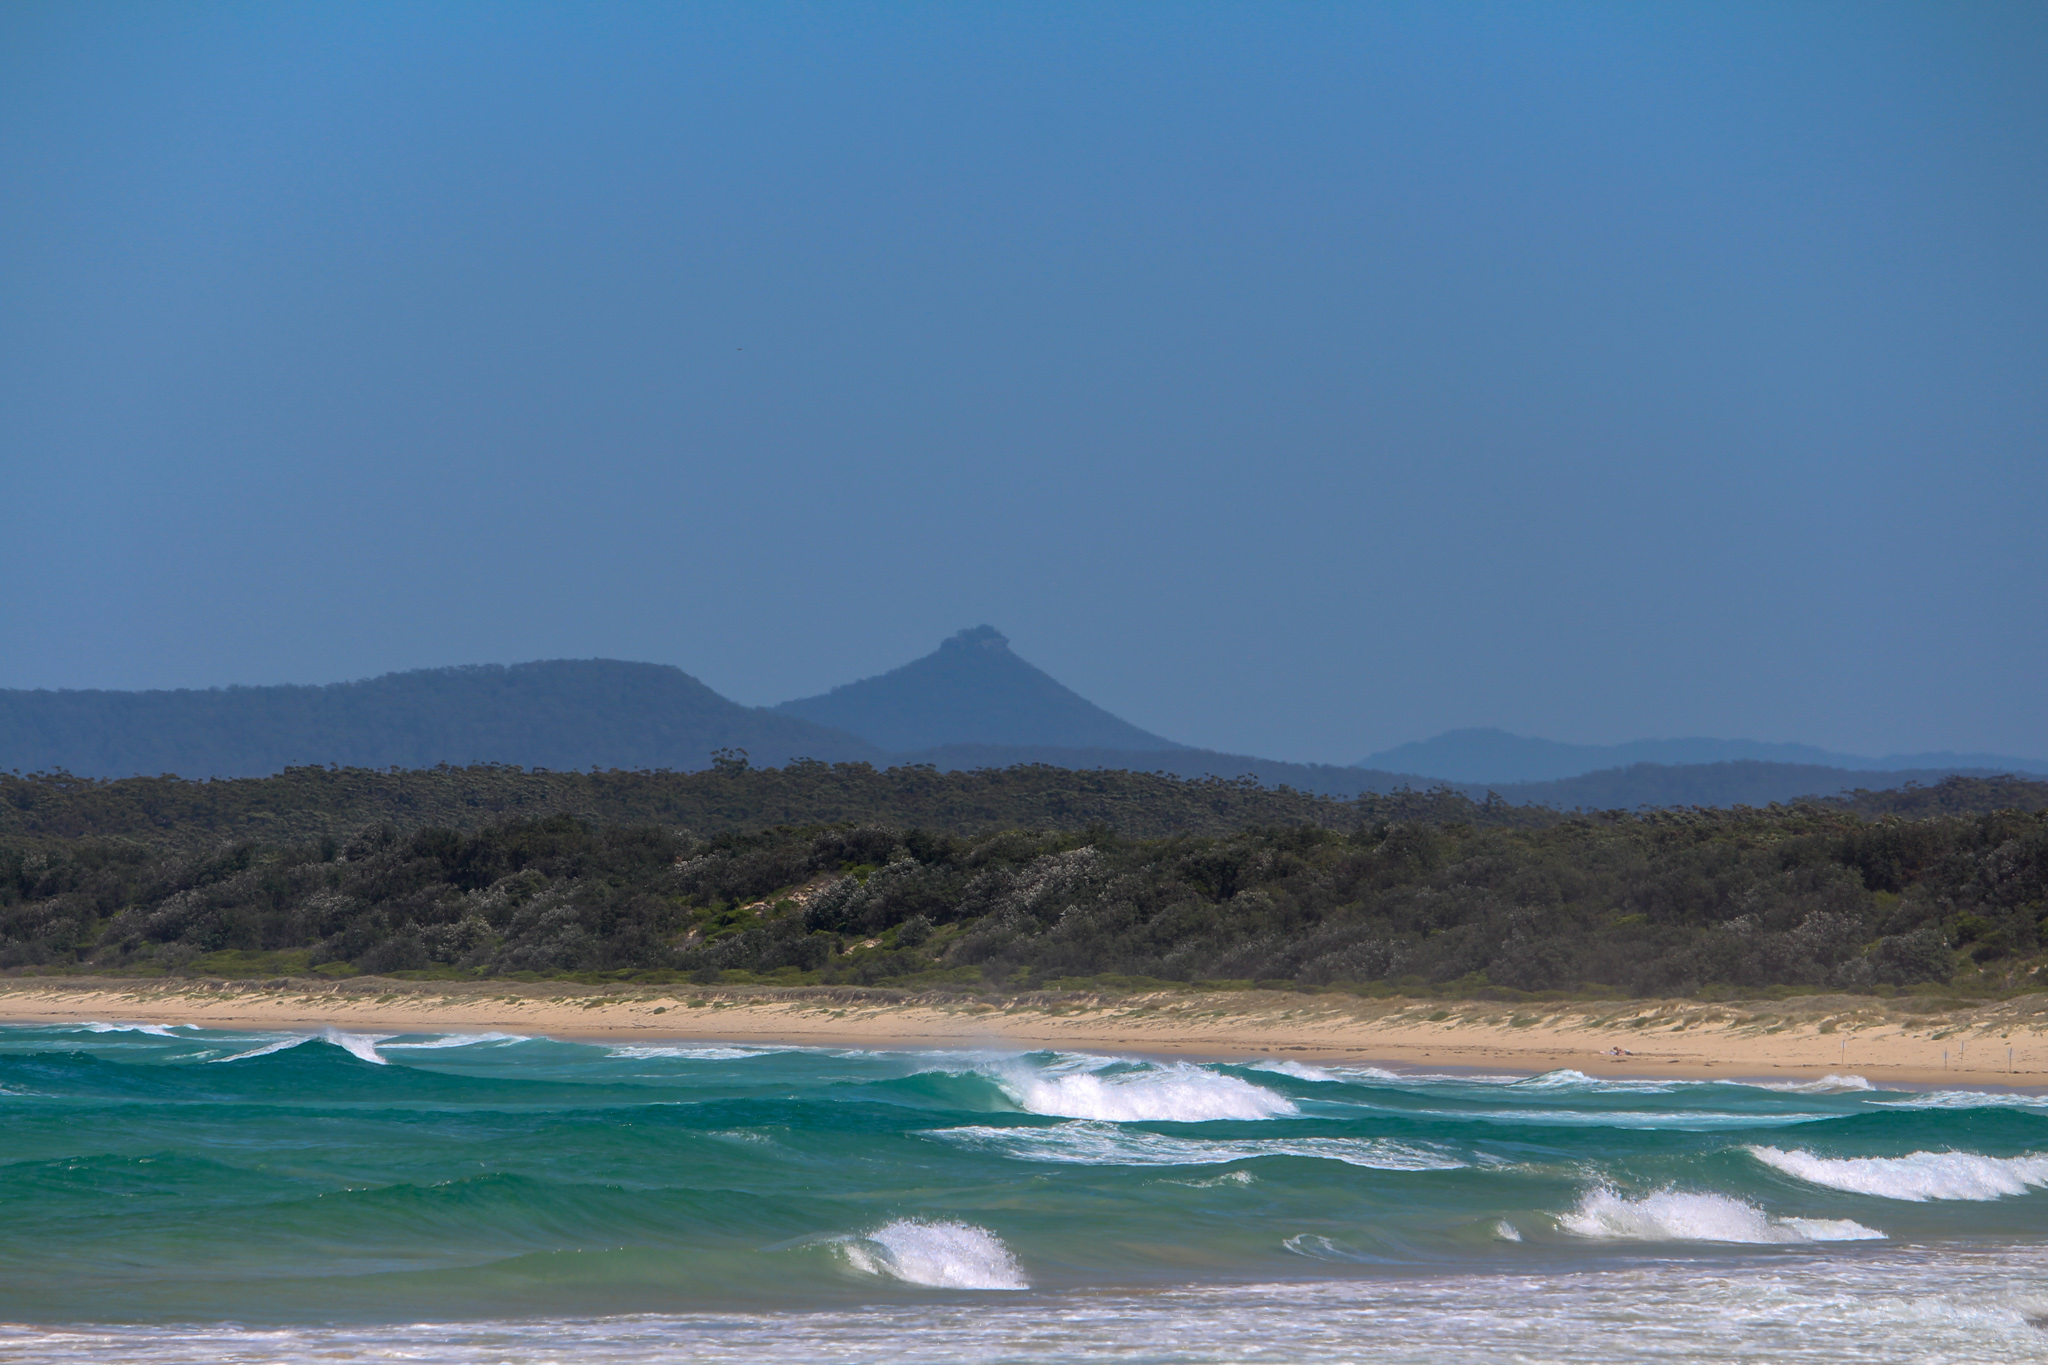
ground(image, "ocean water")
xmin=0 ymin=1024 xmax=2045 ymax=1363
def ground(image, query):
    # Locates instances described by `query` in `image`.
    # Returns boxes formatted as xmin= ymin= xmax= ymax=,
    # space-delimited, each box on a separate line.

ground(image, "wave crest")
xmin=1558 ymin=1188 xmax=1883 ymax=1243
xmin=205 ymin=1030 xmax=390 ymax=1065
xmin=1748 ymin=1146 xmax=2048 ymax=1202
xmin=379 ymin=1033 xmax=530 ymax=1051
xmin=1753 ymin=1074 xmax=1875 ymax=1093
xmin=993 ymin=1060 xmax=1295 ymax=1122
xmin=842 ymin=1220 xmax=1027 ymax=1289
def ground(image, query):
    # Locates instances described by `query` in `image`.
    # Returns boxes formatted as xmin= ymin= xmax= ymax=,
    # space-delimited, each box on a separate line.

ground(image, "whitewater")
xmin=0 ymin=1024 xmax=2044 ymax=1363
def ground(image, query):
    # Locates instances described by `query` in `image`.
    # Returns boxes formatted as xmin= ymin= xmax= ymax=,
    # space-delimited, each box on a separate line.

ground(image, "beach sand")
xmin=2 ymin=977 xmax=2044 ymax=1089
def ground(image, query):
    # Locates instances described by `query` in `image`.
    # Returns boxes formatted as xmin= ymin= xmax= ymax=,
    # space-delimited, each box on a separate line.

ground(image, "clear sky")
xmin=4 ymin=1 xmax=2043 ymax=764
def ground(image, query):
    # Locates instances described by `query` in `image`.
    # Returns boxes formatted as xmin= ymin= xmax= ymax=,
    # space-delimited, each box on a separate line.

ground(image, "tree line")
xmin=3 ymin=772 xmax=2042 ymax=996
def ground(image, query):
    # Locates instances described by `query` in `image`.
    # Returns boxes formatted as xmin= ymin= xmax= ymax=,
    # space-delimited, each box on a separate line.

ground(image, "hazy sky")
xmin=4 ymin=1 xmax=2044 ymax=764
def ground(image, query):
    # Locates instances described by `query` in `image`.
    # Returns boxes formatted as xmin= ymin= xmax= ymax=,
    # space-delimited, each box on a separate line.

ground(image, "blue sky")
xmin=3 ymin=1 xmax=2043 ymax=763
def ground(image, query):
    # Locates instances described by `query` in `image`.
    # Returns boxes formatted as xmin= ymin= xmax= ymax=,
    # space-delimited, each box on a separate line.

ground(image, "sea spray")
xmin=841 ymin=1220 xmax=1029 ymax=1289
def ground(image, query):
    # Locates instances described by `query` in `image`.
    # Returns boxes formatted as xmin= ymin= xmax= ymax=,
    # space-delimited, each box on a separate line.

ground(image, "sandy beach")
xmin=1 ymin=977 xmax=2043 ymax=1089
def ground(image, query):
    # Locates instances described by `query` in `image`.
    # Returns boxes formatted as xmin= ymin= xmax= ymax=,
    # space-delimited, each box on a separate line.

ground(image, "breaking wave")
xmin=841 ymin=1220 xmax=1027 ymax=1290
xmin=1871 ymin=1089 xmax=2048 ymax=1112
xmin=1754 ymin=1074 xmax=1875 ymax=1093
xmin=1558 ymin=1188 xmax=1884 ymax=1244
xmin=379 ymin=1033 xmax=530 ymax=1051
xmin=991 ymin=1059 xmax=1295 ymax=1122
xmin=1748 ymin=1147 xmax=2048 ymax=1202
xmin=206 ymin=1030 xmax=391 ymax=1065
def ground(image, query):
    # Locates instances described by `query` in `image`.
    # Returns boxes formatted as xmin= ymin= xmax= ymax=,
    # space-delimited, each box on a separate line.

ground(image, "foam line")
xmin=379 ymin=1033 xmax=530 ymax=1050
xmin=206 ymin=1037 xmax=307 ymax=1063
xmin=604 ymin=1044 xmax=784 ymax=1060
xmin=931 ymin=1121 xmax=1465 ymax=1169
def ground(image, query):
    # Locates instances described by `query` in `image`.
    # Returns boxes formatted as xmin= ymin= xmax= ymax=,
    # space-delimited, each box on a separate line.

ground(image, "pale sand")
xmin=2 ymin=978 xmax=2045 ymax=1089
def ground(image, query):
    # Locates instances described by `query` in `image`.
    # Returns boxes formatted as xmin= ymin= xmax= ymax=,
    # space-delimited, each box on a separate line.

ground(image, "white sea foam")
xmin=1872 ymin=1089 xmax=2048 ymax=1111
xmin=1753 ymin=1074 xmax=1875 ymax=1093
xmin=1558 ymin=1188 xmax=1884 ymax=1244
xmin=322 ymin=1030 xmax=392 ymax=1064
xmin=1509 ymin=1069 xmax=1683 ymax=1095
xmin=841 ymin=1220 xmax=1027 ymax=1290
xmin=1492 ymin=1219 xmax=1522 ymax=1241
xmin=992 ymin=1060 xmax=1295 ymax=1122
xmin=1281 ymin=1233 xmax=1375 ymax=1262
xmin=1167 ymin=1170 xmax=1257 ymax=1187
xmin=205 ymin=1036 xmax=306 ymax=1063
xmin=207 ymin=1029 xmax=390 ymax=1065
xmin=379 ymin=1033 xmax=530 ymax=1050
xmin=1248 ymin=1060 xmax=1343 ymax=1082
xmin=15 ymin=1259 xmax=2048 ymax=1364
xmin=1514 ymin=1068 xmax=1601 ymax=1088
xmin=605 ymin=1044 xmax=780 ymax=1061
xmin=1407 ymin=1106 xmax=1826 ymax=1130
xmin=1748 ymin=1146 xmax=2048 ymax=1202
xmin=73 ymin=1022 xmax=182 ymax=1037
xmin=930 ymin=1120 xmax=1465 ymax=1169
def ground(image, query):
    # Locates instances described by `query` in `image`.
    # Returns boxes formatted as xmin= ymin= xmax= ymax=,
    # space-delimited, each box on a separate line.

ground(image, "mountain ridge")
xmin=6 ymin=638 xmax=2041 ymax=812
xmin=0 ymin=659 xmax=881 ymax=778
xmin=1358 ymin=726 xmax=2047 ymax=784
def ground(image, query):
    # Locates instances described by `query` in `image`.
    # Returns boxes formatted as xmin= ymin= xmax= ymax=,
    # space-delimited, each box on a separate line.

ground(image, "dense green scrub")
xmin=3 ymin=778 xmax=2043 ymax=995
xmin=11 ymin=764 xmax=2040 ymax=853
xmin=1 ymin=760 xmax=1515 ymax=849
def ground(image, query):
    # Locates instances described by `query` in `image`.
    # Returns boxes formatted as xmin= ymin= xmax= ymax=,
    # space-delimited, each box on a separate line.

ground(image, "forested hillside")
xmin=1 ymin=761 xmax=1500 ymax=851
xmin=3 ymin=766 xmax=2042 ymax=997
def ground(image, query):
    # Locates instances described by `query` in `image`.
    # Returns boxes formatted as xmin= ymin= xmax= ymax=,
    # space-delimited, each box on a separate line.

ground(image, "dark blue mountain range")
xmin=774 ymin=626 xmax=1182 ymax=754
xmin=1357 ymin=726 xmax=2046 ymax=784
xmin=4 ymin=628 xmax=2039 ymax=808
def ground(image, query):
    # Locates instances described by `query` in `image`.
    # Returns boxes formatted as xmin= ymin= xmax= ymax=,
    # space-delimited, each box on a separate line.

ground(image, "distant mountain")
xmin=1358 ymin=727 xmax=2048 ymax=784
xmin=892 ymin=750 xmax=2047 ymax=811
xmin=0 ymin=660 xmax=881 ymax=779
xmin=1487 ymin=760 xmax=2036 ymax=811
xmin=17 ymin=644 xmax=2040 ymax=811
xmin=774 ymin=626 xmax=1185 ymax=754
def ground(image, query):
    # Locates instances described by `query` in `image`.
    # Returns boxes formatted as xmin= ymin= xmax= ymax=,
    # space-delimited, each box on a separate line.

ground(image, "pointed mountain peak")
xmin=941 ymin=624 xmax=1010 ymax=651
xmin=774 ymin=628 xmax=1184 ymax=754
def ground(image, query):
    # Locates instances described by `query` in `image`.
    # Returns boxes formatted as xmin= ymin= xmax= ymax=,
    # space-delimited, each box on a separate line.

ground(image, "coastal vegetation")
xmin=1 ymin=765 xmax=2042 ymax=997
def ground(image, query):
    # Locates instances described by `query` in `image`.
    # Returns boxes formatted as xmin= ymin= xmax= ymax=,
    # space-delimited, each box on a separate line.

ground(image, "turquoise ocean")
xmin=1 ymin=1022 xmax=2045 ymax=1363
